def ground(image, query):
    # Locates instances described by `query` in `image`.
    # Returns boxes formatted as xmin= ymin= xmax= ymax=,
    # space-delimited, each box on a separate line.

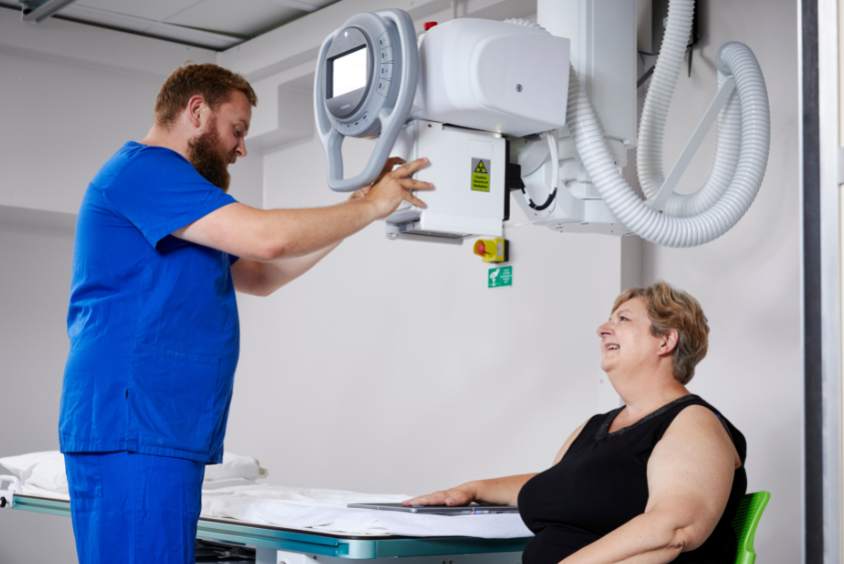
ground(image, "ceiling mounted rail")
xmin=20 ymin=0 xmax=75 ymax=23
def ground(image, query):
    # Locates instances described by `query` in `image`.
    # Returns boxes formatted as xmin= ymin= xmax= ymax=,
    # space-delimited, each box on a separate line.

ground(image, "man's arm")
xmin=229 ymin=176 xmax=394 ymax=296
xmin=231 ymin=242 xmax=339 ymax=296
xmin=173 ymin=158 xmax=431 ymax=262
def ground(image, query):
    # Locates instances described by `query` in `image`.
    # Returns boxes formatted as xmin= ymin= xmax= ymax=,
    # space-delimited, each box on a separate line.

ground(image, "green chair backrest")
xmin=731 ymin=491 xmax=771 ymax=564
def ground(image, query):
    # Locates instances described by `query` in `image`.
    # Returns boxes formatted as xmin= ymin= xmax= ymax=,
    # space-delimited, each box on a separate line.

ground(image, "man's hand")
xmin=363 ymin=157 xmax=434 ymax=219
xmin=348 ymin=156 xmax=406 ymax=201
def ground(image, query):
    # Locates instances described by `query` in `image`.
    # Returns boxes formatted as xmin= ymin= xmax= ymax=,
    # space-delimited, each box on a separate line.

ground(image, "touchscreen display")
xmin=331 ymin=46 xmax=368 ymax=98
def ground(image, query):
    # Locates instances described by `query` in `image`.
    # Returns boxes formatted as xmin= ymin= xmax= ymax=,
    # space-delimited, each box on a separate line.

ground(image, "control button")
xmin=379 ymin=47 xmax=393 ymax=63
xmin=379 ymin=63 xmax=392 ymax=80
xmin=424 ymin=21 xmax=438 ymax=31
xmin=376 ymin=79 xmax=390 ymax=96
xmin=377 ymin=32 xmax=390 ymax=48
xmin=473 ymin=238 xmax=509 ymax=263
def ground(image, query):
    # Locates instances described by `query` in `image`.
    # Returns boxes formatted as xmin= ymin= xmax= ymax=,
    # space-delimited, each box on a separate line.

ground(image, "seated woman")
xmin=406 ymin=281 xmax=746 ymax=563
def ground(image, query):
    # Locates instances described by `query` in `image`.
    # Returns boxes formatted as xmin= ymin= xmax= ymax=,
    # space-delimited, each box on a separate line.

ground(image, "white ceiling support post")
xmin=537 ymin=0 xmax=637 ymax=170
xmin=536 ymin=0 xmax=636 ymax=220
xmin=537 ymin=0 xmax=641 ymax=312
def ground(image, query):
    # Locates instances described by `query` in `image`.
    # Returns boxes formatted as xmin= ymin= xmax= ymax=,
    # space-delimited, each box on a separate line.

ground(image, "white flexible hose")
xmin=637 ymin=0 xmax=695 ymax=199
xmin=636 ymin=0 xmax=743 ymax=218
xmin=568 ymin=39 xmax=770 ymax=247
xmin=567 ymin=0 xmax=769 ymax=247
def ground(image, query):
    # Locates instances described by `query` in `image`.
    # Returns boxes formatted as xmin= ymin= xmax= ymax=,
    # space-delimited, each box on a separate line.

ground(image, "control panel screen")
xmin=330 ymin=46 xmax=368 ymax=98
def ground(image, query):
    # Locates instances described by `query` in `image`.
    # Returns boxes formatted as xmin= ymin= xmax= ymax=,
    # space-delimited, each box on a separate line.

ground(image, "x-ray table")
xmin=8 ymin=493 xmax=528 ymax=563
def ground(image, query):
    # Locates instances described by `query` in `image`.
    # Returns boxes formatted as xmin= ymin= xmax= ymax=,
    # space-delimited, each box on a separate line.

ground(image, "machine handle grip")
xmin=316 ymin=10 xmax=419 ymax=192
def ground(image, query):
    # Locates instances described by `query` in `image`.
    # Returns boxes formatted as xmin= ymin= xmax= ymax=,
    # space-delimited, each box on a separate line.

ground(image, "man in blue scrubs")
xmin=58 ymin=63 xmax=431 ymax=564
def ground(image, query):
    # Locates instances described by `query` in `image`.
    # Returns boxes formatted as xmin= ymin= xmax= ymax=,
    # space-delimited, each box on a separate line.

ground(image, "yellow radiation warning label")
xmin=471 ymin=158 xmax=491 ymax=192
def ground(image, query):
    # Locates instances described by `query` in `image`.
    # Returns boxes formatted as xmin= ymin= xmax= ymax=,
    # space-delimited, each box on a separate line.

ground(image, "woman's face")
xmin=597 ymin=297 xmax=667 ymax=376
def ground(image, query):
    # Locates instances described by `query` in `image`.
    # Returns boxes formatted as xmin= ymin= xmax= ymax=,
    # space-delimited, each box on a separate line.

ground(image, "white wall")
xmin=0 ymin=1 xmax=802 ymax=563
xmin=0 ymin=9 xmax=216 ymax=214
xmin=0 ymin=48 xmax=158 ymax=213
xmin=224 ymin=135 xmax=623 ymax=493
xmin=640 ymin=0 xmax=801 ymax=562
xmin=0 ymin=207 xmax=76 ymax=564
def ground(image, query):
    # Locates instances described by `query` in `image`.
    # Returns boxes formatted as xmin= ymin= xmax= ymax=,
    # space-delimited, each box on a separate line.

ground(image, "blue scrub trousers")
xmin=64 ymin=452 xmax=205 ymax=564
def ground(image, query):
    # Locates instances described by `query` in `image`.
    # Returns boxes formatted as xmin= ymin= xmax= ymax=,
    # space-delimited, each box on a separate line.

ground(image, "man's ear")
xmin=659 ymin=329 xmax=679 ymax=357
xmin=186 ymin=94 xmax=206 ymax=128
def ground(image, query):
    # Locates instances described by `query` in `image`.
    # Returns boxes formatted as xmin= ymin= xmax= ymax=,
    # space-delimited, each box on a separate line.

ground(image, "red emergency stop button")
xmin=424 ymin=21 xmax=438 ymax=31
xmin=473 ymin=238 xmax=509 ymax=263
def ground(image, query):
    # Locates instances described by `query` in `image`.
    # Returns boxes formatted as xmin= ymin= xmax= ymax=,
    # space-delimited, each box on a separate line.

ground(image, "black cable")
xmin=523 ymin=186 xmax=557 ymax=211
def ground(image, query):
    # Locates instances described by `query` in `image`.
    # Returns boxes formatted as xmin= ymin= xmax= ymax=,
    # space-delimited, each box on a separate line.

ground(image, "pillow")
xmin=0 ymin=451 xmax=266 ymax=494
xmin=0 ymin=451 xmax=68 ymax=493
xmin=0 ymin=451 xmax=60 ymax=484
xmin=204 ymin=452 xmax=267 ymax=482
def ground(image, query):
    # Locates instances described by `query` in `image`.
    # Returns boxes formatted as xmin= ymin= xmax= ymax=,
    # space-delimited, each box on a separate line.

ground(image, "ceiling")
xmin=0 ymin=0 xmax=342 ymax=50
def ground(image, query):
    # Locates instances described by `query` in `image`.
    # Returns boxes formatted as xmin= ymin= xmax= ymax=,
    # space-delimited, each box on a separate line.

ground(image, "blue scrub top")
xmin=59 ymin=141 xmax=240 ymax=463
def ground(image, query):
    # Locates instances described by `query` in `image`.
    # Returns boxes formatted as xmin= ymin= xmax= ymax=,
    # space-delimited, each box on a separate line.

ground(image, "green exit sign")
xmin=488 ymin=266 xmax=512 ymax=288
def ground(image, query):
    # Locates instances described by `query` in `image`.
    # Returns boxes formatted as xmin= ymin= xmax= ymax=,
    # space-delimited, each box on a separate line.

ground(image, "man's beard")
xmin=188 ymin=124 xmax=231 ymax=192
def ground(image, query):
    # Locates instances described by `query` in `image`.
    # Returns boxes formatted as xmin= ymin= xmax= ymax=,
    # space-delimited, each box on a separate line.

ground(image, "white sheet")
xmin=2 ymin=451 xmax=532 ymax=539
xmin=201 ymin=483 xmax=532 ymax=538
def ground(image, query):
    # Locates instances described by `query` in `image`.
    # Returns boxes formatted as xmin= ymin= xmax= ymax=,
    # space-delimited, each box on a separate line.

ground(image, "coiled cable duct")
xmin=637 ymin=0 xmax=696 ymax=199
xmin=568 ymin=38 xmax=769 ymax=247
xmin=568 ymin=4 xmax=769 ymax=246
xmin=637 ymin=0 xmax=744 ymax=218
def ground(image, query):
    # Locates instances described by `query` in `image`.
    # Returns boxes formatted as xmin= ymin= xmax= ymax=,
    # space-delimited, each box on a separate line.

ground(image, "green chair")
xmin=732 ymin=491 xmax=771 ymax=564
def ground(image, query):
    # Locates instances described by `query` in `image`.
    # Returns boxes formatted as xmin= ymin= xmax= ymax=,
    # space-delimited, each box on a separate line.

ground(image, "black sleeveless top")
xmin=517 ymin=395 xmax=747 ymax=563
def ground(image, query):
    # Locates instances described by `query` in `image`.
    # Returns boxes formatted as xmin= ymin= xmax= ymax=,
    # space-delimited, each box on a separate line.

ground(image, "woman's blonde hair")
xmin=613 ymin=281 xmax=709 ymax=385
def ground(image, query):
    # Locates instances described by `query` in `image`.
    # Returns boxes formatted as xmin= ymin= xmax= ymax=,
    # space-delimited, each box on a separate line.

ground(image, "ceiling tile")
xmin=3 ymin=0 xmax=344 ymax=50
xmin=165 ymin=0 xmax=306 ymax=37
xmin=298 ymin=0 xmax=342 ymax=9
xmin=145 ymin=21 xmax=241 ymax=50
xmin=75 ymin=0 xmax=201 ymax=21
xmin=60 ymin=4 xmax=156 ymax=32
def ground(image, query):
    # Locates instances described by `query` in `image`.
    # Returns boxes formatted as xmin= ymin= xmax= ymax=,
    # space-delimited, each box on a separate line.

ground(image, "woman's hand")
xmin=403 ymin=484 xmax=477 ymax=507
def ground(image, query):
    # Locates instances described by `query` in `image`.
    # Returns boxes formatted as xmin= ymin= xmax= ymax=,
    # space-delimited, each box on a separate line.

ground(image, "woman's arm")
xmin=403 ymin=474 xmax=535 ymax=507
xmin=559 ymin=405 xmax=739 ymax=564
xmin=405 ymin=421 xmax=589 ymax=507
